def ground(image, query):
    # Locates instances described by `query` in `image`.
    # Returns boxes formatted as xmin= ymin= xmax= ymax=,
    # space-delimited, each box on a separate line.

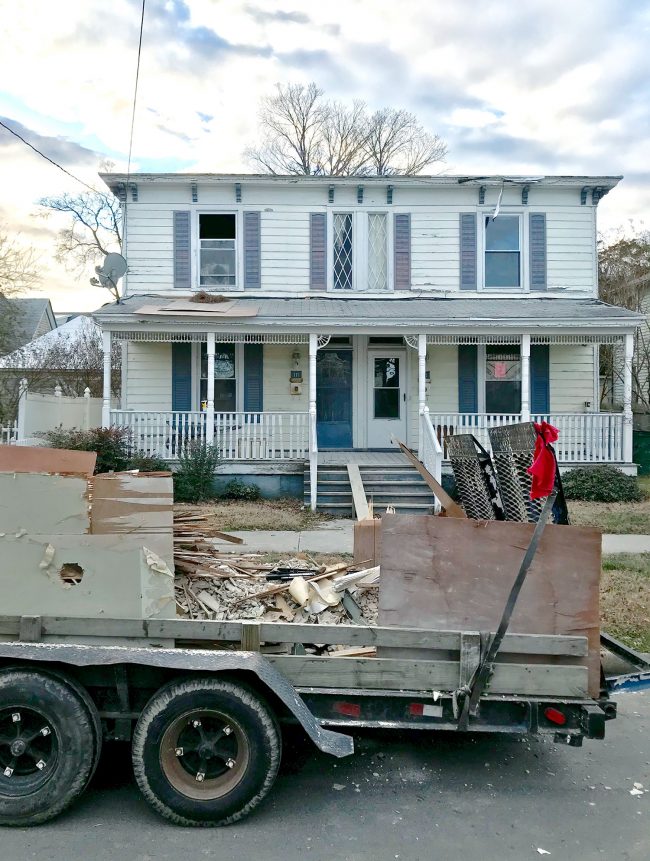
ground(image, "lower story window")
xmin=200 ymin=343 xmax=237 ymax=411
xmin=485 ymin=346 xmax=521 ymax=413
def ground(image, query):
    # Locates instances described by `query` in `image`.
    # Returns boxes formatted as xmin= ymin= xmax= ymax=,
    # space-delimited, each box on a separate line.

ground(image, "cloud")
xmin=0 ymin=117 xmax=100 ymax=168
xmin=244 ymin=6 xmax=311 ymax=25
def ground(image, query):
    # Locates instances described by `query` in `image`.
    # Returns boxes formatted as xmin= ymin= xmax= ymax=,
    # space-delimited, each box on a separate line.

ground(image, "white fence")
xmin=429 ymin=412 xmax=625 ymax=463
xmin=1 ymin=421 xmax=17 ymax=445
xmin=1 ymin=382 xmax=105 ymax=447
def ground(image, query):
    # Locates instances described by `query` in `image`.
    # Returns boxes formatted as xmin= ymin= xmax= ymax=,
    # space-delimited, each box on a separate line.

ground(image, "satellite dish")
xmin=91 ymin=253 xmax=127 ymax=293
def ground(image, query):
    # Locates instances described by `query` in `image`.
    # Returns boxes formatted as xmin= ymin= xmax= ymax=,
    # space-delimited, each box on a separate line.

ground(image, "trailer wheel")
xmin=0 ymin=670 xmax=96 ymax=826
xmin=132 ymin=677 xmax=281 ymax=827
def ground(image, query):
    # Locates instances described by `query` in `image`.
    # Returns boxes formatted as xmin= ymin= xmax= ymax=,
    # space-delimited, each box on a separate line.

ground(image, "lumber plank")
xmin=347 ymin=464 xmax=370 ymax=521
xmin=394 ymin=439 xmax=466 ymax=518
xmin=459 ymin=632 xmax=481 ymax=687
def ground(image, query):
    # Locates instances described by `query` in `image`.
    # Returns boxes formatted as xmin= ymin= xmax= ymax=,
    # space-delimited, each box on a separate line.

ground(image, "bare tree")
xmin=598 ymin=230 xmax=650 ymax=409
xmin=0 ymin=223 xmax=41 ymax=356
xmin=245 ymin=82 xmax=447 ymax=176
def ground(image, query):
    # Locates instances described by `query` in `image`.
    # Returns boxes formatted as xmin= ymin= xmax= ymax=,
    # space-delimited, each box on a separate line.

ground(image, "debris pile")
xmin=173 ymin=510 xmax=379 ymax=626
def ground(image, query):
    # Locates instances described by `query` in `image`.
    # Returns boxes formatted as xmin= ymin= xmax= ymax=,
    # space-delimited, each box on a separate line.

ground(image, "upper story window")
xmin=484 ymin=215 xmax=520 ymax=288
xmin=368 ymin=213 xmax=388 ymax=291
xmin=333 ymin=213 xmax=354 ymax=290
xmin=199 ymin=214 xmax=236 ymax=287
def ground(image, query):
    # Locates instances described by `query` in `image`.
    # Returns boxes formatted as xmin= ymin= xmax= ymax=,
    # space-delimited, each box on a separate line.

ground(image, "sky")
xmin=1 ymin=0 xmax=650 ymax=312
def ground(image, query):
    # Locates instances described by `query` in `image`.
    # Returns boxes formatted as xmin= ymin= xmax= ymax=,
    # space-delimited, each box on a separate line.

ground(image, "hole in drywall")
xmin=59 ymin=563 xmax=84 ymax=586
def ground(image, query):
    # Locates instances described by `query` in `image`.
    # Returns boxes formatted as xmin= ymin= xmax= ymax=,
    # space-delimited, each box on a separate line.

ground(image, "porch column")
xmin=205 ymin=333 xmax=215 ymax=445
xmin=623 ymin=332 xmax=634 ymax=462
xmin=101 ymin=330 xmax=112 ymax=428
xmin=309 ymin=334 xmax=318 ymax=417
xmin=520 ymin=334 xmax=531 ymax=422
xmin=308 ymin=334 xmax=318 ymax=511
xmin=418 ymin=334 xmax=428 ymax=455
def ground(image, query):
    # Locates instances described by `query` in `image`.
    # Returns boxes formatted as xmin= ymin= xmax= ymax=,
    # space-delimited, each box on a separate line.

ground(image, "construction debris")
xmin=172 ymin=508 xmax=378 ymax=626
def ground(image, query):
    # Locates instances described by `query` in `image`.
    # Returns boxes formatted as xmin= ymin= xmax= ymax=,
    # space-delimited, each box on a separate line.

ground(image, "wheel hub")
xmin=0 ymin=708 xmax=55 ymax=781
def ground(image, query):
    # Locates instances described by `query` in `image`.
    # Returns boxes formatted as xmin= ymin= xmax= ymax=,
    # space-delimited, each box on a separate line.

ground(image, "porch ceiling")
xmin=94 ymin=294 xmax=642 ymax=337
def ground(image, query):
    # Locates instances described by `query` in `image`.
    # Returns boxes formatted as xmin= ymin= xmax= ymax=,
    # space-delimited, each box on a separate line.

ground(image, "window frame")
xmin=193 ymin=341 xmax=244 ymax=412
xmin=477 ymin=344 xmax=523 ymax=414
xmin=478 ymin=209 xmax=528 ymax=292
xmin=326 ymin=210 xmax=395 ymax=293
xmin=194 ymin=209 xmax=243 ymax=292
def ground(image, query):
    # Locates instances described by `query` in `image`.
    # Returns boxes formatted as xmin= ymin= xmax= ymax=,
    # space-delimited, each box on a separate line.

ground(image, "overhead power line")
xmin=0 ymin=117 xmax=99 ymax=194
xmin=126 ymin=0 xmax=146 ymax=186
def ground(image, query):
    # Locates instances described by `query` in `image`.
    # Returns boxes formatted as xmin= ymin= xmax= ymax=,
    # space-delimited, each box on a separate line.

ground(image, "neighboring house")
xmin=93 ymin=172 xmax=642 ymax=510
xmin=0 ymin=297 xmax=57 ymax=354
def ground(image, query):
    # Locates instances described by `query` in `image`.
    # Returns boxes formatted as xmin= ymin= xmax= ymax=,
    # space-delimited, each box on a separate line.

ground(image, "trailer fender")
xmin=0 ymin=641 xmax=354 ymax=758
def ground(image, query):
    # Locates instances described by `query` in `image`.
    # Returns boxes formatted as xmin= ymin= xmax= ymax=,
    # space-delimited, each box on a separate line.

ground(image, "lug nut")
xmin=196 ymin=771 xmax=205 ymax=782
xmin=223 ymin=726 xmax=232 ymax=736
xmin=226 ymin=758 xmax=236 ymax=769
xmin=36 ymin=760 xmax=46 ymax=770
xmin=3 ymin=767 xmax=13 ymax=777
xmin=11 ymin=713 xmax=20 ymax=723
xmin=175 ymin=747 xmax=184 ymax=757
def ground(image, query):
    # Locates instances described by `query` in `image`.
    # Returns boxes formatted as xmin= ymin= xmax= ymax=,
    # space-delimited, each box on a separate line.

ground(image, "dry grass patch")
xmin=601 ymin=553 xmax=650 ymax=652
xmin=569 ymin=498 xmax=650 ymax=534
xmin=175 ymin=498 xmax=333 ymax=532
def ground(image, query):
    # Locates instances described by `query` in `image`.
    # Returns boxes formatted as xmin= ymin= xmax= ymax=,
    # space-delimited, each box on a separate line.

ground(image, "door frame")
xmin=316 ymin=345 xmax=354 ymax=449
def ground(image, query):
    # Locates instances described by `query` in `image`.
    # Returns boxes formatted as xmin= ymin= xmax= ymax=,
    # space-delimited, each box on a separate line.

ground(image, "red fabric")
xmin=527 ymin=421 xmax=559 ymax=499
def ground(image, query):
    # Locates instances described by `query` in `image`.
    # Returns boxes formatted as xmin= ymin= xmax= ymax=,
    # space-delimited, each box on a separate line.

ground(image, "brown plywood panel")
xmin=91 ymin=473 xmax=174 ymax=534
xmin=378 ymin=514 xmax=601 ymax=697
xmin=0 ymin=446 xmax=96 ymax=476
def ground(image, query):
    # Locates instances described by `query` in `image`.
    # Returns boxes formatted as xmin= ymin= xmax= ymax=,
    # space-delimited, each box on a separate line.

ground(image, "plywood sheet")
xmin=0 ymin=473 xmax=90 ymax=534
xmin=0 ymin=445 xmax=96 ymax=476
xmin=91 ymin=473 xmax=174 ymax=534
xmin=378 ymin=514 xmax=601 ymax=697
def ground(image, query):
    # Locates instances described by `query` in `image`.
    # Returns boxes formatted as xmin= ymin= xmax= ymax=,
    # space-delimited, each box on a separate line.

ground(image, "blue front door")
xmin=317 ymin=349 xmax=353 ymax=448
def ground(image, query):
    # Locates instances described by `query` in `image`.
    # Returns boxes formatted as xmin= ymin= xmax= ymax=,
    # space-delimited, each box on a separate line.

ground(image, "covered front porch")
xmin=95 ymin=296 xmax=639 ymax=509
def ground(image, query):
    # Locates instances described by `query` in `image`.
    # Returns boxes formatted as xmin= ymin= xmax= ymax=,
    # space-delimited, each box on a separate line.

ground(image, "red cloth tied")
xmin=527 ymin=421 xmax=559 ymax=499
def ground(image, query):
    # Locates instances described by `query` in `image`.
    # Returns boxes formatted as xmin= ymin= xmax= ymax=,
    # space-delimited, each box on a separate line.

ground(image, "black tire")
xmin=132 ymin=676 xmax=282 ymax=827
xmin=0 ymin=670 xmax=96 ymax=826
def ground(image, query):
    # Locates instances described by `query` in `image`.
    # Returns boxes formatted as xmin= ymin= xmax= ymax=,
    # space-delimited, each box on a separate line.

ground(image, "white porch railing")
xmin=429 ymin=412 xmax=625 ymax=463
xmin=420 ymin=410 xmax=444 ymax=509
xmin=110 ymin=410 xmax=309 ymax=461
xmin=1 ymin=421 xmax=18 ymax=445
xmin=111 ymin=411 xmax=207 ymax=459
xmin=215 ymin=412 xmax=308 ymax=460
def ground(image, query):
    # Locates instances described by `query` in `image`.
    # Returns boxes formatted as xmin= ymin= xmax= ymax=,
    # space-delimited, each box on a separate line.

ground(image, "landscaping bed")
xmin=175 ymin=498 xmax=333 ymax=532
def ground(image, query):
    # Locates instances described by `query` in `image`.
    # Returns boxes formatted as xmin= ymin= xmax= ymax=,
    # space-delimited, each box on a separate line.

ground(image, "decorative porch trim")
xmin=425 ymin=333 xmax=626 ymax=346
xmin=426 ymin=334 xmax=523 ymax=345
xmin=110 ymin=331 xmax=310 ymax=344
xmin=404 ymin=335 xmax=419 ymax=350
xmin=530 ymin=334 xmax=625 ymax=345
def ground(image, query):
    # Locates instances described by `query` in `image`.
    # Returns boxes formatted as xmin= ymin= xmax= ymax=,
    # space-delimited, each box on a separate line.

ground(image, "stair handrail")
xmin=420 ymin=408 xmax=443 ymax=509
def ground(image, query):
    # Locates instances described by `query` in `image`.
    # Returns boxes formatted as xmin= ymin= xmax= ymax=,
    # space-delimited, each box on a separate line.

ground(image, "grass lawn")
xmin=568 ymin=476 xmax=650 ymax=534
xmin=601 ymin=553 xmax=650 ymax=652
xmin=175 ymin=498 xmax=333 ymax=531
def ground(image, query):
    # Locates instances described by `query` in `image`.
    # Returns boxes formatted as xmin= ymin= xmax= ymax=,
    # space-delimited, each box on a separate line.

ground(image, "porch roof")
xmin=94 ymin=294 xmax=642 ymax=336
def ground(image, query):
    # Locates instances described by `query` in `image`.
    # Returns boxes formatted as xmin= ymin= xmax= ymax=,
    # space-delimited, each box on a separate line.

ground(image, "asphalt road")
xmin=4 ymin=690 xmax=649 ymax=861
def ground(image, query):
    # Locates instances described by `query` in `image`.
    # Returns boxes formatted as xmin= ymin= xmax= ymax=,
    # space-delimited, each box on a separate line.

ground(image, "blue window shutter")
xmin=244 ymin=344 xmax=264 ymax=412
xmin=393 ymin=213 xmax=411 ymax=290
xmin=530 ymin=344 xmax=550 ymax=413
xmin=458 ymin=345 xmax=478 ymax=412
xmin=173 ymin=211 xmax=191 ymax=290
xmin=243 ymin=211 xmax=261 ymax=289
xmin=529 ymin=212 xmax=547 ymax=291
xmin=460 ymin=213 xmax=477 ymax=291
xmin=172 ymin=343 xmax=192 ymax=411
xmin=309 ymin=213 xmax=327 ymax=290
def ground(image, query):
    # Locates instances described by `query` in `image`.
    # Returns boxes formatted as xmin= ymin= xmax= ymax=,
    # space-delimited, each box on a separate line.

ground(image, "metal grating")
xmin=368 ymin=213 xmax=388 ymax=290
xmin=488 ymin=423 xmax=544 ymax=523
xmin=333 ymin=213 xmax=353 ymax=290
xmin=446 ymin=434 xmax=504 ymax=521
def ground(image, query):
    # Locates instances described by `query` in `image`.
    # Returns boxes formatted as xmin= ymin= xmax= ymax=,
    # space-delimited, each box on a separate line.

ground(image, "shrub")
xmin=40 ymin=426 xmax=132 ymax=474
xmin=562 ymin=465 xmax=645 ymax=503
xmin=126 ymin=452 xmax=170 ymax=472
xmin=222 ymin=479 xmax=262 ymax=501
xmin=173 ymin=441 xmax=220 ymax=503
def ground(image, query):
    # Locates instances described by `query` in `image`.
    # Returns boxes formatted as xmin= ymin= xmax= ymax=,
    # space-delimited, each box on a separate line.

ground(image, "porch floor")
xmin=316 ymin=450 xmax=410 ymax=466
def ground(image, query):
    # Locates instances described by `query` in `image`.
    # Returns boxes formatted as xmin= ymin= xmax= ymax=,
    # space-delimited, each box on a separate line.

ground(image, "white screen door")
xmin=367 ymin=352 xmax=407 ymax=448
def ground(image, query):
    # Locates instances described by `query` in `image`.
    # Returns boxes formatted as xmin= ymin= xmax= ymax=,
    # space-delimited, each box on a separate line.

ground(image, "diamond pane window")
xmin=333 ymin=213 xmax=353 ymax=290
xmin=368 ymin=213 xmax=388 ymax=290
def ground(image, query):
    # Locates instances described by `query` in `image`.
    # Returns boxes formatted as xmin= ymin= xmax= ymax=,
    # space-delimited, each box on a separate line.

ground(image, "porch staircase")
xmin=303 ymin=459 xmax=438 ymax=517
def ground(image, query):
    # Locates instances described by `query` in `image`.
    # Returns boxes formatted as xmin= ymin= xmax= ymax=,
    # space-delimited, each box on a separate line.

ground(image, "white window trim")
xmin=478 ymin=209 xmax=528 ymax=293
xmin=192 ymin=208 xmax=244 ymax=292
xmin=479 ymin=343 xmax=524 ymax=414
xmin=193 ymin=341 xmax=244 ymax=412
xmin=326 ymin=210 xmax=394 ymax=292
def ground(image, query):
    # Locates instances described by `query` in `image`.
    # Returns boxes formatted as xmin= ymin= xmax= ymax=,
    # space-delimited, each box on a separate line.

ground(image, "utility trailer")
xmin=0 ymin=614 xmax=621 ymax=828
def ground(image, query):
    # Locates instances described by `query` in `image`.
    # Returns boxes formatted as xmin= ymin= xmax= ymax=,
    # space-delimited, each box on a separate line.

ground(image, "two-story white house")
xmin=93 ymin=173 xmax=641 ymax=511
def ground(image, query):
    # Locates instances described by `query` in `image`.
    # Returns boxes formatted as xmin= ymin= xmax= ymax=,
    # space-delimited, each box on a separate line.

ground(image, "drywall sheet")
xmin=0 ymin=446 xmax=96 ymax=476
xmin=91 ymin=473 xmax=174 ymax=534
xmin=378 ymin=514 xmax=601 ymax=697
xmin=0 ymin=472 xmax=90 ymax=535
xmin=0 ymin=533 xmax=175 ymax=619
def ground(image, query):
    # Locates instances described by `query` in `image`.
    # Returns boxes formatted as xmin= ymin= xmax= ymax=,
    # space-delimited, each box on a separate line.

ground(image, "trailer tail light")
xmin=409 ymin=703 xmax=424 ymax=716
xmin=544 ymin=707 xmax=567 ymax=726
xmin=332 ymin=701 xmax=361 ymax=718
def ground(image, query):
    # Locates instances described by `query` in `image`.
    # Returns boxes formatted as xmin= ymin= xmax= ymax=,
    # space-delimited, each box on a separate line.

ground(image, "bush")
xmin=562 ymin=465 xmax=645 ymax=503
xmin=126 ymin=452 xmax=170 ymax=472
xmin=41 ymin=426 xmax=132 ymax=473
xmin=173 ymin=441 xmax=220 ymax=503
xmin=222 ymin=479 xmax=262 ymax=501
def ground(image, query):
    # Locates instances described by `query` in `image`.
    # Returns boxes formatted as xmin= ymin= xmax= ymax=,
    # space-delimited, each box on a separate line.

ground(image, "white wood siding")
xmin=262 ymin=344 xmax=309 ymax=411
xmin=124 ymin=342 xmax=172 ymax=410
xmin=121 ymin=183 xmax=599 ymax=296
xmin=549 ymin=345 xmax=595 ymax=412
